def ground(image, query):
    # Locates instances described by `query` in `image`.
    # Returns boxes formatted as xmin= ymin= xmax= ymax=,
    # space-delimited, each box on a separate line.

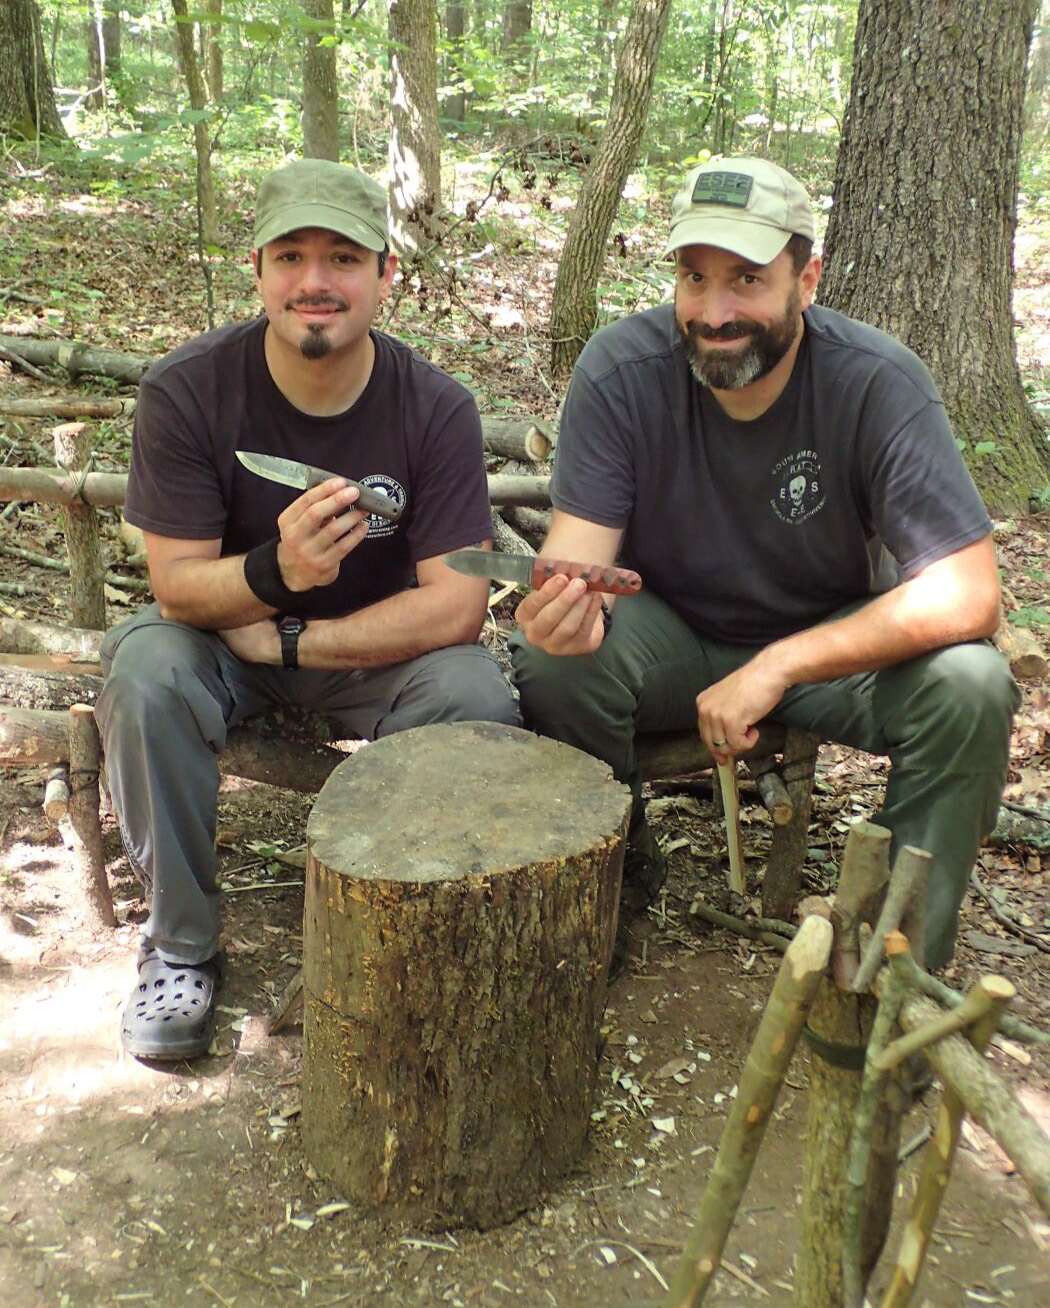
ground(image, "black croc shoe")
xmin=121 ymin=947 xmax=224 ymax=1061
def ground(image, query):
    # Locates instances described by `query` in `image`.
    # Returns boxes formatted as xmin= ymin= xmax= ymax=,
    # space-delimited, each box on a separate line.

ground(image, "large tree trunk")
xmin=388 ymin=0 xmax=443 ymax=251
xmin=302 ymin=0 xmax=339 ymax=160
xmin=0 ymin=0 xmax=68 ymax=139
xmin=820 ymin=0 xmax=1050 ymax=516
xmin=549 ymin=0 xmax=672 ymax=375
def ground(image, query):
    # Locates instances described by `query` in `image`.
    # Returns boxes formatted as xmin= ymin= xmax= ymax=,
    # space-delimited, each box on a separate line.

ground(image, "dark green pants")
xmin=510 ymin=589 xmax=1020 ymax=968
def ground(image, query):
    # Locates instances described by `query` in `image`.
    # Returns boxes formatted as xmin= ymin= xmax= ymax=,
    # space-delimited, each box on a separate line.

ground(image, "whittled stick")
xmin=663 ymin=914 xmax=833 ymax=1308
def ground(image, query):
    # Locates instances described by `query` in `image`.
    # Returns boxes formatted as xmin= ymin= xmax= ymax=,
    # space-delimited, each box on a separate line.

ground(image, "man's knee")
xmin=879 ymin=641 xmax=1019 ymax=753
xmin=388 ymin=646 xmax=520 ymax=730
xmin=509 ymin=632 xmax=596 ymax=729
xmin=96 ymin=619 xmax=229 ymax=748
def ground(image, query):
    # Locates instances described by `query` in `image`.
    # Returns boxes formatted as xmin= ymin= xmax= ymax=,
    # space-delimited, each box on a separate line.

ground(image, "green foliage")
xmin=1008 ymin=604 xmax=1050 ymax=630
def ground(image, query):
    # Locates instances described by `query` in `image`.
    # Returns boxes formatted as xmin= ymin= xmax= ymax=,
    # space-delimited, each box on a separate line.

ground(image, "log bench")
xmin=0 ymin=644 xmax=819 ymax=928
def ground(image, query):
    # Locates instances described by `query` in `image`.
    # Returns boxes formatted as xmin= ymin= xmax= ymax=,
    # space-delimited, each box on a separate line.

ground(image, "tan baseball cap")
xmin=253 ymin=159 xmax=389 ymax=251
xmin=665 ymin=157 xmax=815 ymax=264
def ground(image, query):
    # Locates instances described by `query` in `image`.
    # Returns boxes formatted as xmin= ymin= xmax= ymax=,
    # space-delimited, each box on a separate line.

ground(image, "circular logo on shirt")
xmin=360 ymin=475 xmax=405 ymax=537
xmin=770 ymin=450 xmax=826 ymax=525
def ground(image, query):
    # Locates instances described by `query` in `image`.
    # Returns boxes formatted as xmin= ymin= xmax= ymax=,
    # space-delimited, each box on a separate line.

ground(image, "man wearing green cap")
xmin=510 ymin=155 xmax=1019 ymax=974
xmin=96 ymin=158 xmax=520 ymax=1062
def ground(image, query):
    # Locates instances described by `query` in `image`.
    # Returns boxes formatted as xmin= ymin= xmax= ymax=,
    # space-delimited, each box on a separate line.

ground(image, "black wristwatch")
xmin=276 ymin=615 xmax=306 ymax=670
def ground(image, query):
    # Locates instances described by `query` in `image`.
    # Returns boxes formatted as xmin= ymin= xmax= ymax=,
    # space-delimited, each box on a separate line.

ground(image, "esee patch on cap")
xmin=666 ymin=156 xmax=815 ymax=265
xmin=692 ymin=171 xmax=754 ymax=209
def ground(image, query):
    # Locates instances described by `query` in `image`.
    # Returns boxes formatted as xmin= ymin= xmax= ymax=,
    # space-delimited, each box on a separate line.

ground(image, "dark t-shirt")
xmin=553 ymin=303 xmax=991 ymax=644
xmin=125 ymin=319 xmax=494 ymax=620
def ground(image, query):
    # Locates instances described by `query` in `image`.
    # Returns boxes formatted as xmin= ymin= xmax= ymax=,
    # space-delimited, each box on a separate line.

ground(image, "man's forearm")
xmin=152 ymin=553 xmax=280 ymax=629
xmin=755 ymin=569 xmax=999 ymax=691
xmin=298 ymin=585 xmax=486 ymax=670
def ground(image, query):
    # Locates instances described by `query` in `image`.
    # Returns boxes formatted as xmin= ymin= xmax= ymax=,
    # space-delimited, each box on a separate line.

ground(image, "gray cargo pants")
xmin=509 ymin=588 xmax=1020 ymax=969
xmin=95 ymin=604 xmax=521 ymax=965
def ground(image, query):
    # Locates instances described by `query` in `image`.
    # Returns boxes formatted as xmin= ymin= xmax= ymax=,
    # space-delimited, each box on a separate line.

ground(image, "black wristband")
xmin=243 ymin=538 xmax=305 ymax=612
xmin=600 ymin=600 xmax=613 ymax=636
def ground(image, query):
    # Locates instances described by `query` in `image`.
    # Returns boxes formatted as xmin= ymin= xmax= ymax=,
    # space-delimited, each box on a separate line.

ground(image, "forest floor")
xmin=0 ymin=148 xmax=1049 ymax=1307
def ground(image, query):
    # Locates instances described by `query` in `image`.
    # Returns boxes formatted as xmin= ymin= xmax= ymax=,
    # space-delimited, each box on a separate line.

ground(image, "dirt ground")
xmin=1 ymin=612 xmax=1048 ymax=1307
xmin=2 ymin=162 xmax=1050 ymax=1307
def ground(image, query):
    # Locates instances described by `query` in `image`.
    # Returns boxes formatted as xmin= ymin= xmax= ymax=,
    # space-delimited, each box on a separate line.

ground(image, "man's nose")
xmin=296 ymin=258 xmax=334 ymax=293
xmin=697 ymin=286 xmax=737 ymax=330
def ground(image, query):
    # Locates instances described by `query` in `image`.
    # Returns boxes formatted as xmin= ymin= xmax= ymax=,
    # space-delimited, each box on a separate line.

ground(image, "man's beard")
xmin=300 ymin=325 xmax=332 ymax=360
xmin=285 ymin=296 xmax=347 ymax=360
xmin=679 ymin=289 xmax=801 ymax=391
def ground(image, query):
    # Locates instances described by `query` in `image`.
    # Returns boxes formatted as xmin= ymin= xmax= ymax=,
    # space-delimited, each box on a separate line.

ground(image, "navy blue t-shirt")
xmin=552 ymin=303 xmax=991 ymax=644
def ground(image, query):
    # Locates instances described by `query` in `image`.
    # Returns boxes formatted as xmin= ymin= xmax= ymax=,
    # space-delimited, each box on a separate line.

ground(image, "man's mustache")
xmin=285 ymin=295 xmax=348 ymax=311
xmin=688 ymin=320 xmax=757 ymax=342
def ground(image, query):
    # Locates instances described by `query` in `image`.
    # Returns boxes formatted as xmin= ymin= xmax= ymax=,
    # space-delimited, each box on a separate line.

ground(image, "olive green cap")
xmin=665 ymin=156 xmax=816 ymax=264
xmin=253 ymin=159 xmax=389 ymax=251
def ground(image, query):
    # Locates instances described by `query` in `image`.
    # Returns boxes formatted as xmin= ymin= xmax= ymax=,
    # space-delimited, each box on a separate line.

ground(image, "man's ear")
xmin=253 ymin=248 xmax=263 ymax=277
xmin=800 ymin=253 xmax=822 ymax=310
xmin=379 ymin=251 xmax=398 ymax=300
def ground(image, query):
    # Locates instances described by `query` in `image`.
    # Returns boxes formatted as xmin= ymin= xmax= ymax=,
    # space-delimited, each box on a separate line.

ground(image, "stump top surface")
xmin=307 ymin=721 xmax=630 ymax=884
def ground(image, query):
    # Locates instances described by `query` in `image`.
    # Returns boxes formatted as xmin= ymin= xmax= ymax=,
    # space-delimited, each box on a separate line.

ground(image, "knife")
xmin=443 ymin=549 xmax=642 ymax=596
xmin=236 ymin=450 xmax=403 ymax=522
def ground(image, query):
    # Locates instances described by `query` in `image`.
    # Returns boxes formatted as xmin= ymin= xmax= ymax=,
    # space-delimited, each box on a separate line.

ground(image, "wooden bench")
xmin=0 ymin=636 xmax=819 ymax=929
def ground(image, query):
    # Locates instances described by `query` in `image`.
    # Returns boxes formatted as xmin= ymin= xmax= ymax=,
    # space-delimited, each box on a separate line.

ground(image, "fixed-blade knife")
xmin=443 ymin=549 xmax=642 ymax=596
xmin=236 ymin=450 xmax=403 ymax=522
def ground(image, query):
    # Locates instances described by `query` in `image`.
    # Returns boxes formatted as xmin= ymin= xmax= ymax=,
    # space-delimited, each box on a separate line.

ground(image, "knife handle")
xmin=305 ymin=468 xmax=403 ymax=522
xmin=531 ymin=558 xmax=643 ymax=596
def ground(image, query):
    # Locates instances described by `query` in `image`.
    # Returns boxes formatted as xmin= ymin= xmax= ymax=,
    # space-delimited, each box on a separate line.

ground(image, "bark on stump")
xmin=301 ymin=721 xmax=631 ymax=1229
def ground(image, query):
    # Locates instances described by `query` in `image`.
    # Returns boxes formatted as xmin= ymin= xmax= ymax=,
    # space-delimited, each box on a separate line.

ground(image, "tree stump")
xmin=301 ymin=721 xmax=631 ymax=1229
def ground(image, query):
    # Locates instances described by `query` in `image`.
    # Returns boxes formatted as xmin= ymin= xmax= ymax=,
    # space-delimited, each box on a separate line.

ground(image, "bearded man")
xmin=509 ymin=155 xmax=1019 ymax=974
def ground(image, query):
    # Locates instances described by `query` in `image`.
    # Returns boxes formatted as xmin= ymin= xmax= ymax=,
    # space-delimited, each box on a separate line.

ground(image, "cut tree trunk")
xmin=795 ymin=822 xmax=896 ymax=1307
xmin=301 ymin=721 xmax=631 ymax=1228
xmin=0 ymin=467 xmax=553 ymax=512
xmin=0 ymin=335 xmax=151 ymax=383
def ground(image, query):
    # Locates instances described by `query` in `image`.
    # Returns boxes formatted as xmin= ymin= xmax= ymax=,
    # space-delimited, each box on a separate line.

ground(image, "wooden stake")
xmin=663 ymin=913 xmax=833 ymax=1308
xmin=716 ymin=759 xmax=746 ymax=896
xmin=842 ymin=932 xmax=913 ymax=1308
xmin=880 ymin=976 xmax=1016 ymax=1307
xmin=896 ymin=988 xmax=1050 ymax=1217
xmin=852 ymin=846 xmax=931 ymax=993
xmin=796 ymin=823 xmax=894 ymax=1308
xmin=52 ymin=424 xmax=106 ymax=631
xmin=67 ymin=703 xmax=114 ymax=930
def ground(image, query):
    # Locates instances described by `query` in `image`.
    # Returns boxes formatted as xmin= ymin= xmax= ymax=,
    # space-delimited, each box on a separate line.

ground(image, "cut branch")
xmin=664 ymin=914 xmax=833 ymax=1307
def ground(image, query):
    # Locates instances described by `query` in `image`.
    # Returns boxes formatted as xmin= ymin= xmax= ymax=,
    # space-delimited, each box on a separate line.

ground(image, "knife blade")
xmin=236 ymin=450 xmax=403 ymax=522
xmin=443 ymin=549 xmax=642 ymax=596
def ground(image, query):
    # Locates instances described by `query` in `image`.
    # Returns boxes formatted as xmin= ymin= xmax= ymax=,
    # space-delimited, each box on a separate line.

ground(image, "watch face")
xmin=279 ymin=616 xmax=304 ymax=634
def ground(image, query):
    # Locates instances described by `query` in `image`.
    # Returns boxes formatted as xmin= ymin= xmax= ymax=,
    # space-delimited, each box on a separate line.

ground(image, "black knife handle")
xmin=305 ymin=468 xmax=402 ymax=522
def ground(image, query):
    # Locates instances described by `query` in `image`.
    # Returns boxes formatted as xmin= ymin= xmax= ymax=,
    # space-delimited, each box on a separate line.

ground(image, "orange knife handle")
xmin=530 ymin=558 xmax=643 ymax=596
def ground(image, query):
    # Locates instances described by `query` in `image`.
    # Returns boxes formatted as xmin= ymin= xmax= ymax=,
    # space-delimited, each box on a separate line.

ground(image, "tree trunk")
xmin=170 ymin=0 xmax=219 ymax=249
xmin=388 ymin=0 xmax=443 ymax=251
xmin=84 ymin=0 xmax=121 ymax=110
xmin=0 ymin=0 xmax=68 ymax=139
xmin=205 ymin=0 xmax=223 ymax=101
xmin=302 ymin=0 xmax=339 ymax=160
xmin=500 ymin=0 xmax=531 ymax=55
xmin=549 ymin=0 xmax=672 ymax=375
xmin=821 ymin=0 xmax=1050 ymax=515
xmin=444 ymin=1 xmax=466 ymax=121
